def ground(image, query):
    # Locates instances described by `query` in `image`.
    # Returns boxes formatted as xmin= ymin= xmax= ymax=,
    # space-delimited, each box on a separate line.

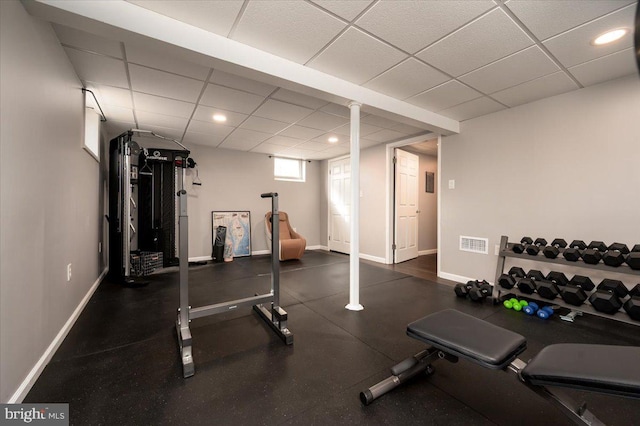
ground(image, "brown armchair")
xmin=265 ymin=211 xmax=306 ymax=260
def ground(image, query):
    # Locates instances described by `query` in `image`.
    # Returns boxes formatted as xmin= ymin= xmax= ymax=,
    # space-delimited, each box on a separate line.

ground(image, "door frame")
xmin=385 ymin=134 xmax=442 ymax=273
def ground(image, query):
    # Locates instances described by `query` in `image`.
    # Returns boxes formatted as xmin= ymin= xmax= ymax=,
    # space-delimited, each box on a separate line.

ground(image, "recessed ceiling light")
xmin=592 ymin=28 xmax=628 ymax=46
xmin=328 ymin=136 xmax=339 ymax=143
xmin=212 ymin=114 xmax=227 ymax=123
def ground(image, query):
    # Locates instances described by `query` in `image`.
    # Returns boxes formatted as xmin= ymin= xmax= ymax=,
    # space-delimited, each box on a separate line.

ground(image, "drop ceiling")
xmin=25 ymin=0 xmax=638 ymax=160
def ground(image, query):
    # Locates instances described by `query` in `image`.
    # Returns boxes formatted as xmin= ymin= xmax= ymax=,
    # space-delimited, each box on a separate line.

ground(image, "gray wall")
xmin=0 ymin=0 xmax=104 ymax=402
xmin=440 ymin=75 xmax=640 ymax=282
xmin=359 ymin=145 xmax=387 ymax=260
xmin=183 ymin=145 xmax=322 ymax=258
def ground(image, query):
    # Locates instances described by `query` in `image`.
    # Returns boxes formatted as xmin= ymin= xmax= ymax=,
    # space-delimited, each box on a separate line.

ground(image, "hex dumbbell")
xmin=469 ymin=281 xmax=493 ymax=302
xmin=623 ymin=284 xmax=640 ymax=320
xmin=543 ymin=239 xmax=568 ymax=259
xmin=603 ymin=243 xmax=630 ymax=267
xmin=588 ymin=279 xmax=628 ymax=314
xmin=581 ymin=241 xmax=608 ymax=265
xmin=497 ymin=267 xmax=526 ymax=289
xmin=626 ymin=245 xmax=640 ymax=270
xmin=526 ymin=238 xmax=548 ymax=256
xmin=512 ymin=237 xmax=533 ymax=254
xmin=563 ymin=240 xmax=587 ymax=262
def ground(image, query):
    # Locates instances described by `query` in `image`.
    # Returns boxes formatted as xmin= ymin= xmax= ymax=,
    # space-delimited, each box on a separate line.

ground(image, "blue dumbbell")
xmin=523 ymin=302 xmax=539 ymax=316
xmin=537 ymin=306 xmax=554 ymax=319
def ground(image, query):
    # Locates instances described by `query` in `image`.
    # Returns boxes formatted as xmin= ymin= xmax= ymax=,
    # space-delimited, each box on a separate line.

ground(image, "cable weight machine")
xmin=176 ymin=191 xmax=293 ymax=378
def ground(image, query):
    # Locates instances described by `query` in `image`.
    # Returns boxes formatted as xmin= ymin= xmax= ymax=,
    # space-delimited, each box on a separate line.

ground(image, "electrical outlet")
xmin=448 ymin=179 xmax=456 ymax=189
xmin=67 ymin=264 xmax=72 ymax=282
xmin=495 ymin=245 xmax=500 ymax=256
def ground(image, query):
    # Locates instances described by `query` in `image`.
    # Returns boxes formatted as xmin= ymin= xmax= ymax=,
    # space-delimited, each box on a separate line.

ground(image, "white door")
xmin=395 ymin=149 xmax=419 ymax=263
xmin=328 ymin=157 xmax=350 ymax=254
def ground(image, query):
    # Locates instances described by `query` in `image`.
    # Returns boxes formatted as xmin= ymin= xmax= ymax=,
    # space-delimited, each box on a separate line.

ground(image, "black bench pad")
xmin=521 ymin=344 xmax=640 ymax=398
xmin=407 ymin=309 xmax=527 ymax=370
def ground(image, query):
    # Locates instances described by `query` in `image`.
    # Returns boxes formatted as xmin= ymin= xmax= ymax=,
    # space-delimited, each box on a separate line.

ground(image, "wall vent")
xmin=460 ymin=236 xmax=488 ymax=254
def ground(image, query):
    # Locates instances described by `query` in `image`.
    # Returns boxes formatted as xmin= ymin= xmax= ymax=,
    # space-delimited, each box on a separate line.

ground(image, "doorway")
xmin=328 ymin=156 xmax=350 ymax=254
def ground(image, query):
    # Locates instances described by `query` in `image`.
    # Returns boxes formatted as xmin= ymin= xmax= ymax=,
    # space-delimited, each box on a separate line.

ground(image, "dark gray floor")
xmin=26 ymin=251 xmax=640 ymax=425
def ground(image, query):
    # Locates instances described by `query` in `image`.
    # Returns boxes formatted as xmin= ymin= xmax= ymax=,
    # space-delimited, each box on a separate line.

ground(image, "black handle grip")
xmin=261 ymin=192 xmax=278 ymax=198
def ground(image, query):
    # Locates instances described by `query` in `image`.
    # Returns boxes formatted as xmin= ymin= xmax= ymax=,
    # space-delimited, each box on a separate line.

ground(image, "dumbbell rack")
xmin=494 ymin=235 xmax=640 ymax=326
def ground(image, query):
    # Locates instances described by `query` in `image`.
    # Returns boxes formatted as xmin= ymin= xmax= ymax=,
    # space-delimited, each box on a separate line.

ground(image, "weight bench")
xmin=361 ymin=309 xmax=640 ymax=425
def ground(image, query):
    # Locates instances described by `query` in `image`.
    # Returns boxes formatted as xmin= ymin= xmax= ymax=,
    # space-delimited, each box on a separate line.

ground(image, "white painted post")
xmin=346 ymin=101 xmax=364 ymax=311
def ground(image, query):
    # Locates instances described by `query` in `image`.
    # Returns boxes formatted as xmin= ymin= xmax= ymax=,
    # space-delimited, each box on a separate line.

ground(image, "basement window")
xmin=274 ymin=157 xmax=305 ymax=182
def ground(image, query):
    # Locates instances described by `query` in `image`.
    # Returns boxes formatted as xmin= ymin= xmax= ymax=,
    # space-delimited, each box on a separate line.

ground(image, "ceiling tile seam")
xmin=214 ymin=87 xmax=284 ymax=148
xmin=410 ymin=4 xmax=502 ymax=58
xmin=498 ymin=3 xmax=584 ymax=89
xmin=302 ymin=0 xmax=380 ymax=65
xmin=60 ymin=43 xmax=123 ymax=61
xmin=120 ymin=42 xmax=139 ymax=129
xmin=538 ymin=2 xmax=637 ymax=43
xmin=567 ymin=46 xmax=636 ymax=69
xmin=180 ymin=68 xmax=215 ymax=143
xmin=352 ymin=6 xmax=503 ymax=88
xmin=268 ymin=88 xmax=331 ymax=112
xmin=226 ymin=0 xmax=250 ymax=39
xmin=61 ymin=44 xmax=209 ymax=83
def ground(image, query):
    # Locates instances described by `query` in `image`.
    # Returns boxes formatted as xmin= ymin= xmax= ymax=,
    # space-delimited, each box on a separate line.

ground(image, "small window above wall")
xmin=274 ymin=157 xmax=306 ymax=182
xmin=83 ymin=107 xmax=100 ymax=161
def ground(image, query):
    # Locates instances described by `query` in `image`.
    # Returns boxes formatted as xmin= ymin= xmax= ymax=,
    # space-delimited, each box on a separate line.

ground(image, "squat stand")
xmin=176 ymin=191 xmax=293 ymax=378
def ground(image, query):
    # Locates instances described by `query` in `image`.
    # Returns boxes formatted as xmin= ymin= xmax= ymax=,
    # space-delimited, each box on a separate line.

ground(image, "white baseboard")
xmin=9 ymin=268 xmax=108 ymax=403
xmin=307 ymin=245 xmax=327 ymax=251
xmin=188 ymin=255 xmax=212 ymax=262
xmin=438 ymin=271 xmax=476 ymax=284
xmin=419 ymin=249 xmax=437 ymax=256
xmin=359 ymin=253 xmax=386 ymax=264
xmin=252 ymin=249 xmax=270 ymax=256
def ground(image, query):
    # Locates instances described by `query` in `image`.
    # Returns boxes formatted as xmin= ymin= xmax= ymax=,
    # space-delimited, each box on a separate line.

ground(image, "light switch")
xmin=448 ymin=179 xmax=455 ymax=189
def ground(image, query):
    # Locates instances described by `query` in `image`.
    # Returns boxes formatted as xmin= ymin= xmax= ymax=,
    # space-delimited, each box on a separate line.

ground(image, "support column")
xmin=346 ymin=101 xmax=364 ymax=311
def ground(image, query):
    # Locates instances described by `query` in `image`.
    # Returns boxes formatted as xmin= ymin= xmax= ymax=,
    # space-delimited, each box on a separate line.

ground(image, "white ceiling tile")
xmin=139 ymin=124 xmax=184 ymax=141
xmin=296 ymin=141 xmax=332 ymax=152
xmin=219 ymin=128 xmax=272 ymax=150
xmin=308 ymin=27 xmax=407 ymax=85
xmin=309 ymin=1 xmax=373 ymax=21
xmin=406 ymin=81 xmax=483 ymax=111
xmin=391 ymin=123 xmax=429 ymax=135
xmin=126 ymin=1 xmax=243 ymax=37
xmin=366 ymin=129 xmax=407 ymax=142
xmin=543 ymin=4 xmax=635 ymax=68
xmin=459 ymin=46 xmax=559 ymax=94
xmin=296 ymin=111 xmax=348 ymax=131
xmin=364 ymin=58 xmax=449 ymax=99
xmin=253 ymin=100 xmax=314 ymax=123
xmin=438 ymin=96 xmax=506 ymax=121
xmin=84 ymin=84 xmax=132 ymax=109
xmin=360 ymin=114 xmax=403 ymax=129
xmin=266 ymin=135 xmax=306 ymax=147
xmin=271 ymin=88 xmax=330 ymax=109
xmin=186 ymin=120 xmax=235 ymax=139
xmin=210 ymin=70 xmax=277 ymax=96
xmin=125 ymin=43 xmax=210 ymax=80
xmin=133 ymin=92 xmax=195 ymax=118
xmin=311 ymin=133 xmax=344 ymax=145
xmin=278 ymin=125 xmax=326 ymax=140
xmin=417 ymin=9 xmax=533 ymax=76
xmin=135 ymin=110 xmax=189 ymax=131
xmin=491 ymin=71 xmax=578 ymax=107
xmin=250 ymin=143 xmax=290 ymax=155
xmin=53 ymin=24 xmax=122 ymax=58
xmin=183 ymin=131 xmax=228 ymax=148
xmin=319 ymin=103 xmax=351 ymax=118
xmin=239 ymin=116 xmax=291 ymax=134
xmin=232 ymin=1 xmax=347 ymax=64
xmin=568 ymin=48 xmax=638 ymax=87
xmin=102 ymin=105 xmax=135 ymax=123
xmin=506 ymin=0 xmax=634 ymax=41
xmin=128 ymin=64 xmax=203 ymax=102
xmin=191 ymin=105 xmax=248 ymax=127
xmin=356 ymin=0 xmax=494 ymax=53
xmin=106 ymin=120 xmax=137 ymax=137
xmin=64 ymin=48 xmax=129 ymax=88
xmin=332 ymin=122 xmax=382 ymax=137
xmin=200 ymin=83 xmax=266 ymax=114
